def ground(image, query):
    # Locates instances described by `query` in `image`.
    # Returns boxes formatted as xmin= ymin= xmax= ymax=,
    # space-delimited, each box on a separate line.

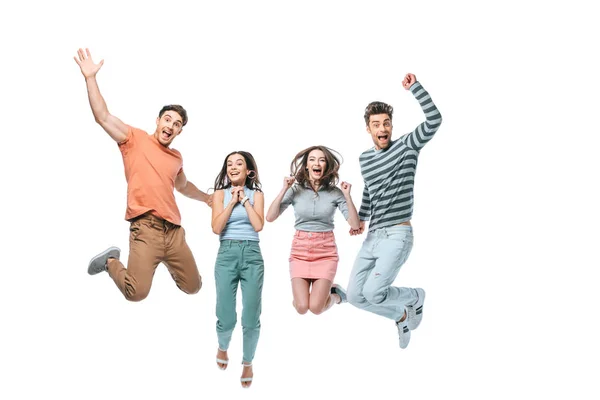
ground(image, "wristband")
xmin=240 ymin=197 xmax=249 ymax=206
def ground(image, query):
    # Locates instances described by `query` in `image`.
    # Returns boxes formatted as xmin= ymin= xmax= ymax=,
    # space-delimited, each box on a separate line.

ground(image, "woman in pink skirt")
xmin=266 ymin=145 xmax=360 ymax=315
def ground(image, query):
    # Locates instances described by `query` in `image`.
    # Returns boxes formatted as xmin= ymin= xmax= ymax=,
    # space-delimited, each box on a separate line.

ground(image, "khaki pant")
xmin=107 ymin=213 xmax=202 ymax=301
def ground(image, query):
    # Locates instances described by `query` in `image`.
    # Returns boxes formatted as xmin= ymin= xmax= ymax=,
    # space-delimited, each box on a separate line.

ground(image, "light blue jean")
xmin=347 ymin=225 xmax=418 ymax=321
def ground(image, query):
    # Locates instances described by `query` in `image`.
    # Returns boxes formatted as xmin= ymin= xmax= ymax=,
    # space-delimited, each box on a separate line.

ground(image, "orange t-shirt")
xmin=118 ymin=126 xmax=184 ymax=225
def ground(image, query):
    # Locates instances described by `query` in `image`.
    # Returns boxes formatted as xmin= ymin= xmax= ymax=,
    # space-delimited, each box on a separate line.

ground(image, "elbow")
xmin=175 ymin=182 xmax=186 ymax=194
xmin=94 ymin=112 xmax=109 ymax=126
xmin=254 ymin=220 xmax=265 ymax=232
xmin=265 ymin=211 xmax=279 ymax=223
xmin=212 ymin=225 xmax=222 ymax=235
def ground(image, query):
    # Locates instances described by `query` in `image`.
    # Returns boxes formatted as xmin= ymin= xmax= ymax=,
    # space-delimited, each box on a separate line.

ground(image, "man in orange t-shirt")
xmin=75 ymin=48 xmax=212 ymax=301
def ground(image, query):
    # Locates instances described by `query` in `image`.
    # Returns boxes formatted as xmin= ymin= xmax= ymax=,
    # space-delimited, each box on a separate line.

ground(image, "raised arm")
xmin=74 ymin=48 xmax=128 ymax=143
xmin=265 ymin=177 xmax=295 ymax=222
xmin=175 ymin=171 xmax=213 ymax=207
xmin=401 ymin=73 xmax=443 ymax=151
xmin=339 ymin=182 xmax=360 ymax=230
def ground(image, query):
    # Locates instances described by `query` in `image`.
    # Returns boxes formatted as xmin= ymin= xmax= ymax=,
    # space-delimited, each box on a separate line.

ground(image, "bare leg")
xmin=291 ymin=278 xmax=311 ymax=314
xmin=308 ymin=278 xmax=338 ymax=315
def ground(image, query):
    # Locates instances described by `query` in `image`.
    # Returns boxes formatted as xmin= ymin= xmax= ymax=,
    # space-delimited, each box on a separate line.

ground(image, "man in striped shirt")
xmin=346 ymin=73 xmax=442 ymax=349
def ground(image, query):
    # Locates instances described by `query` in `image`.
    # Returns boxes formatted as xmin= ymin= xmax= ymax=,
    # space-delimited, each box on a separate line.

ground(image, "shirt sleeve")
xmin=118 ymin=125 xmax=137 ymax=154
xmin=401 ymin=82 xmax=443 ymax=151
xmin=334 ymin=188 xmax=350 ymax=220
xmin=358 ymin=183 xmax=371 ymax=221
xmin=278 ymin=186 xmax=296 ymax=216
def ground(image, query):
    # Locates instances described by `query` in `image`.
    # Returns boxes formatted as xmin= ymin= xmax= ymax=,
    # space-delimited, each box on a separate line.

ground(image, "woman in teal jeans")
xmin=211 ymin=151 xmax=264 ymax=389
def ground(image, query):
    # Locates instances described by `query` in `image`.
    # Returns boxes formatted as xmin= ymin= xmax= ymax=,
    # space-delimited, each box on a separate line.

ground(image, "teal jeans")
xmin=214 ymin=240 xmax=264 ymax=363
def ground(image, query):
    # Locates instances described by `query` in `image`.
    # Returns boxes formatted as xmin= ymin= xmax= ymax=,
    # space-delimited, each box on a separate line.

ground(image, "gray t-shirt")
xmin=278 ymin=183 xmax=349 ymax=232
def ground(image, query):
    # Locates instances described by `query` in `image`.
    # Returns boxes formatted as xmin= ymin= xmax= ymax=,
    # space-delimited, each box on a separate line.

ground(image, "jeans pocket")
xmin=129 ymin=220 xmax=141 ymax=241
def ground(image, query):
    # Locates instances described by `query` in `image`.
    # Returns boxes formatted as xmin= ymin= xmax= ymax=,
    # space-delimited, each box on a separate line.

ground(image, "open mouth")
xmin=311 ymin=168 xmax=322 ymax=177
xmin=377 ymin=134 xmax=389 ymax=142
xmin=161 ymin=129 xmax=173 ymax=141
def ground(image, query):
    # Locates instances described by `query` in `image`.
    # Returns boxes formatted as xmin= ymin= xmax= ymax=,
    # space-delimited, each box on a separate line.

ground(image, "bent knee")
xmin=180 ymin=275 xmax=202 ymax=295
xmin=294 ymin=302 xmax=309 ymax=315
xmin=347 ymin=289 xmax=365 ymax=306
xmin=309 ymin=303 xmax=325 ymax=315
xmin=363 ymin=288 xmax=386 ymax=305
xmin=125 ymin=290 xmax=149 ymax=302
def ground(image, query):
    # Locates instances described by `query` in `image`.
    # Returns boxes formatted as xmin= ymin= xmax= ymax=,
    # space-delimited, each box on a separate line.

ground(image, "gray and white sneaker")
xmin=396 ymin=317 xmax=411 ymax=349
xmin=331 ymin=284 xmax=347 ymax=304
xmin=407 ymin=288 xmax=426 ymax=331
xmin=88 ymin=246 xmax=121 ymax=275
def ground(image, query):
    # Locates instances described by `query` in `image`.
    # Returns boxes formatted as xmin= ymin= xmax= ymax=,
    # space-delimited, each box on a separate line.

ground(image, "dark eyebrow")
xmin=165 ymin=113 xmax=182 ymax=124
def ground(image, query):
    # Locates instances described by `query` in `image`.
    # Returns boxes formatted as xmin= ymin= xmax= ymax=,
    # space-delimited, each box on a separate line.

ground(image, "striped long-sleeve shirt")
xmin=358 ymin=82 xmax=442 ymax=231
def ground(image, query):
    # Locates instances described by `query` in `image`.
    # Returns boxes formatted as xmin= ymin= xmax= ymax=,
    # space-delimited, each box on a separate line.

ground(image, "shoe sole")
xmin=88 ymin=246 xmax=120 ymax=275
xmin=331 ymin=284 xmax=347 ymax=303
xmin=407 ymin=288 xmax=426 ymax=330
xmin=398 ymin=323 xmax=411 ymax=349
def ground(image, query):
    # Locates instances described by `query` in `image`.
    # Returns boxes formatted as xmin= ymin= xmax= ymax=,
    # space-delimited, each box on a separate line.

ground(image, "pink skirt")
xmin=289 ymin=230 xmax=339 ymax=281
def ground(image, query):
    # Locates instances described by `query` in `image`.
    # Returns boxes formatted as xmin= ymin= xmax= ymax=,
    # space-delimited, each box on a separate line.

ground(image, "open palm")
xmin=74 ymin=48 xmax=104 ymax=78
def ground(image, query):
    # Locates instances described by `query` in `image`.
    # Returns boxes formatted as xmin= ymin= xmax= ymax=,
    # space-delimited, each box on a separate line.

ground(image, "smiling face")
xmin=154 ymin=111 xmax=184 ymax=146
xmin=226 ymin=153 xmax=249 ymax=186
xmin=367 ymin=113 xmax=393 ymax=150
xmin=306 ymin=149 xmax=327 ymax=184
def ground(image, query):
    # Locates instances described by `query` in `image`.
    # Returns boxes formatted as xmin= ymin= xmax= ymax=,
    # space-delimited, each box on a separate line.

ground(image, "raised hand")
xmin=74 ymin=48 xmax=104 ymax=79
xmin=283 ymin=176 xmax=295 ymax=190
xmin=238 ymin=187 xmax=248 ymax=203
xmin=402 ymin=73 xmax=417 ymax=90
xmin=340 ymin=181 xmax=352 ymax=196
xmin=229 ymin=186 xmax=242 ymax=205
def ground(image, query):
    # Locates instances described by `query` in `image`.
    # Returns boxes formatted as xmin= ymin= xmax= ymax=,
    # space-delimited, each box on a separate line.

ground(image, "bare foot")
xmin=240 ymin=363 xmax=253 ymax=388
xmin=216 ymin=348 xmax=229 ymax=370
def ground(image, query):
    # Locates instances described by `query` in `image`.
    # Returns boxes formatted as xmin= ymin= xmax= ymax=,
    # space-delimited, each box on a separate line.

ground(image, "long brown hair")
xmin=213 ymin=151 xmax=262 ymax=191
xmin=290 ymin=145 xmax=342 ymax=189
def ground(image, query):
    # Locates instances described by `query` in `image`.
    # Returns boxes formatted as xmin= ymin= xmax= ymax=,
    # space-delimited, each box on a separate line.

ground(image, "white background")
xmin=1 ymin=0 xmax=598 ymax=398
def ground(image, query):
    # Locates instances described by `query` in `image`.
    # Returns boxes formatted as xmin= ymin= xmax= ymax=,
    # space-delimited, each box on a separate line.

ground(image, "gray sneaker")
xmin=88 ymin=246 xmax=120 ymax=275
xmin=396 ymin=317 xmax=411 ymax=349
xmin=331 ymin=284 xmax=347 ymax=304
xmin=407 ymin=288 xmax=426 ymax=331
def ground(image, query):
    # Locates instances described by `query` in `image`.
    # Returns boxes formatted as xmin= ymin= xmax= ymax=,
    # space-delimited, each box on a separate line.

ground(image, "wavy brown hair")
xmin=213 ymin=151 xmax=262 ymax=192
xmin=290 ymin=145 xmax=342 ymax=189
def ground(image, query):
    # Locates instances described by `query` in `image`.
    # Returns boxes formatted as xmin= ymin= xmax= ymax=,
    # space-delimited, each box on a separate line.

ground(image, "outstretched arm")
xmin=401 ymin=73 xmax=443 ymax=150
xmin=175 ymin=171 xmax=213 ymax=207
xmin=74 ymin=48 xmax=128 ymax=143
